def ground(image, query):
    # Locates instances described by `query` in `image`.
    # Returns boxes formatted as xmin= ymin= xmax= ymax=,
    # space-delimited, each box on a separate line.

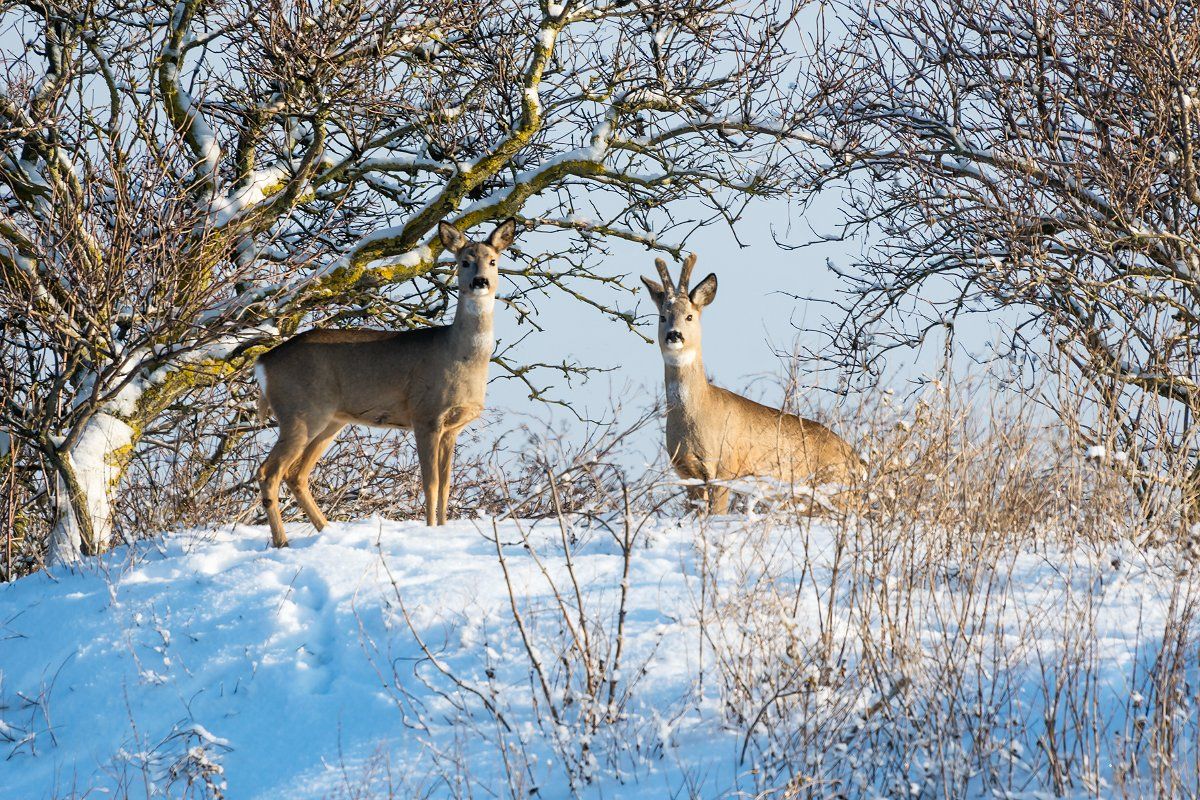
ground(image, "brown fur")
xmin=253 ymin=219 xmax=516 ymax=546
xmin=643 ymin=256 xmax=864 ymax=513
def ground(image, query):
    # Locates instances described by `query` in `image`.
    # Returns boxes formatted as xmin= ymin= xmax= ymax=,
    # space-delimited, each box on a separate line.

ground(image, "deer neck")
xmin=663 ymin=349 xmax=709 ymax=413
xmin=451 ymin=293 xmax=496 ymax=359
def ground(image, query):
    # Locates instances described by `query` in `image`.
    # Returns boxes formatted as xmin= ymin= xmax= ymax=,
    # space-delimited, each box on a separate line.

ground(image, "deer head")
xmin=641 ymin=253 xmax=718 ymax=366
xmin=439 ymin=218 xmax=517 ymax=314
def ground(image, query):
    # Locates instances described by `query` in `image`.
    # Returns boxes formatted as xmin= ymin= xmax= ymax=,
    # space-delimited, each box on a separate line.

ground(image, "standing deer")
xmin=253 ymin=218 xmax=516 ymax=547
xmin=641 ymin=254 xmax=865 ymax=513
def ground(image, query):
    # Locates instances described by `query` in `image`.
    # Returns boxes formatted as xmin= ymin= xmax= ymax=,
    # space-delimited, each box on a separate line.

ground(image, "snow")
xmin=47 ymin=472 xmax=82 ymax=566
xmin=354 ymin=243 xmax=433 ymax=272
xmin=168 ymin=0 xmax=187 ymax=35
xmin=68 ymin=412 xmax=135 ymax=547
xmin=354 ymin=154 xmax=454 ymax=175
xmin=457 ymin=145 xmax=609 ymax=217
xmin=1 ymin=515 xmax=1194 ymax=797
xmin=161 ymin=62 xmax=219 ymax=178
xmin=393 ymin=244 xmax=432 ymax=267
xmin=524 ymin=86 xmax=542 ymax=115
xmin=209 ymin=162 xmax=291 ymax=226
xmin=588 ymin=112 xmax=616 ymax=150
xmin=624 ymin=88 xmax=681 ymax=109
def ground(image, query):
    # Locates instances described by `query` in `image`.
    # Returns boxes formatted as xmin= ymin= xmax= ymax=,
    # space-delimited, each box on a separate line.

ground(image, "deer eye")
xmin=490 ymin=259 xmax=496 ymax=266
xmin=686 ymin=314 xmax=694 ymax=321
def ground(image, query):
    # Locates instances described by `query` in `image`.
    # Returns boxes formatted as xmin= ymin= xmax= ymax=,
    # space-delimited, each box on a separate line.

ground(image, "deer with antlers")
xmin=253 ymin=219 xmax=516 ymax=547
xmin=641 ymin=254 xmax=865 ymax=513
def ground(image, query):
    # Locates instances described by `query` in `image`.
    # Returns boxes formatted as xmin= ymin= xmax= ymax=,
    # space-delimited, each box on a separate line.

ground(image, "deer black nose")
xmin=665 ymin=330 xmax=684 ymax=344
xmin=470 ymin=276 xmax=490 ymax=290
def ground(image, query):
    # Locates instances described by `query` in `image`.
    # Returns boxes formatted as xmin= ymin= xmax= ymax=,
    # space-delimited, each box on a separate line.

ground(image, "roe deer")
xmin=253 ymin=218 xmax=516 ymax=547
xmin=641 ymin=254 xmax=865 ymax=513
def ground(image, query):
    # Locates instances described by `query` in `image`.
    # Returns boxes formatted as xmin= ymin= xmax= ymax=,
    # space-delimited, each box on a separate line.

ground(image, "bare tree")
xmin=0 ymin=0 xmax=823 ymax=566
xmin=799 ymin=0 xmax=1200 ymax=516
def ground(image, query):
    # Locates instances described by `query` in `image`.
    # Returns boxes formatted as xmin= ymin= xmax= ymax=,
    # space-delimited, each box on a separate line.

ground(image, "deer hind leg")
xmin=285 ymin=421 xmax=343 ymax=532
xmin=258 ymin=420 xmax=310 ymax=548
xmin=436 ymin=430 xmax=458 ymax=526
xmin=414 ymin=424 xmax=442 ymax=527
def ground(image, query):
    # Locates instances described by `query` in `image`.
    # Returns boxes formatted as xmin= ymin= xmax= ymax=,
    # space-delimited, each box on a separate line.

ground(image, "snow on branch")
xmin=0 ymin=0 xmax=821 ymax=561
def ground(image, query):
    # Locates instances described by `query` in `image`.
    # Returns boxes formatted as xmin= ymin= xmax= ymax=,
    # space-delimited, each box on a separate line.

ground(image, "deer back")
xmin=257 ymin=325 xmax=489 ymax=429
xmin=670 ymin=382 xmax=863 ymax=484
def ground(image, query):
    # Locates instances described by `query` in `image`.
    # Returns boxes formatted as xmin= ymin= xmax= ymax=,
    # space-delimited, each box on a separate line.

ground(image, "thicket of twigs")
xmin=12 ymin=369 xmax=1200 ymax=798
xmin=4 ymin=362 xmax=1193 ymax=577
xmin=290 ymin=375 xmax=1198 ymax=799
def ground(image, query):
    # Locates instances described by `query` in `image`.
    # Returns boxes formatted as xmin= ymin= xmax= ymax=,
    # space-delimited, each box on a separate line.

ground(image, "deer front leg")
xmin=692 ymin=460 xmax=729 ymax=516
xmin=708 ymin=483 xmax=731 ymax=515
xmin=258 ymin=421 xmax=309 ymax=548
xmin=414 ymin=425 xmax=441 ymax=527
xmin=285 ymin=421 xmax=342 ymax=532
xmin=673 ymin=451 xmax=710 ymax=514
xmin=436 ymin=430 xmax=458 ymax=526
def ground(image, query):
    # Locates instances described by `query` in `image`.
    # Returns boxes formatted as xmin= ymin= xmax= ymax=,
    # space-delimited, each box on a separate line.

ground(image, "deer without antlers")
xmin=253 ymin=218 xmax=516 ymax=547
xmin=642 ymin=254 xmax=865 ymax=513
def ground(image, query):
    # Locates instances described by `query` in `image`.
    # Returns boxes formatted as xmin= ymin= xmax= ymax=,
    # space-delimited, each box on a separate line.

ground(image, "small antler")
xmin=654 ymin=257 xmax=673 ymax=291
xmin=678 ymin=253 xmax=697 ymax=291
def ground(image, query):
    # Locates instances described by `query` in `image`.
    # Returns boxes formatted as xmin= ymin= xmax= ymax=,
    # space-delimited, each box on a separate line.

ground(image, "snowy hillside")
xmin=0 ymin=514 xmax=1195 ymax=798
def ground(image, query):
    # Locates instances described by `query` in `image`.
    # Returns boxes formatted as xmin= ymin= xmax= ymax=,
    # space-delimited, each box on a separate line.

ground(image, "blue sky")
xmin=482 ymin=189 xmax=988 ymax=448
xmin=0 ymin=8 xmax=1005 ymax=462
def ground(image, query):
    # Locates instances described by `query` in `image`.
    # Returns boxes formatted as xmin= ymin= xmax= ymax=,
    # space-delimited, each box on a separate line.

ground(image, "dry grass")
xmin=34 ymin=374 xmax=1200 ymax=798
xmin=683 ymin=379 xmax=1199 ymax=798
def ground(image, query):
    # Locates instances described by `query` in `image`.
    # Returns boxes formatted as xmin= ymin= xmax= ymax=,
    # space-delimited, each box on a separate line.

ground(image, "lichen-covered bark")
xmin=46 ymin=355 xmax=251 ymax=561
xmin=2 ymin=0 xmax=819 ymax=568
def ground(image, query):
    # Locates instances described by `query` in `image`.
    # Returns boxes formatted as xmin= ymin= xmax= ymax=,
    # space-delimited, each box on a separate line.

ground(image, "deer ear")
xmin=641 ymin=276 xmax=666 ymax=308
xmin=689 ymin=273 xmax=717 ymax=307
xmin=486 ymin=218 xmax=518 ymax=252
xmin=439 ymin=221 xmax=468 ymax=254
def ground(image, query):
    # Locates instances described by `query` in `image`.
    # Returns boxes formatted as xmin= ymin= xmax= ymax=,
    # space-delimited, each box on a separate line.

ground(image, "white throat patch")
xmin=460 ymin=294 xmax=496 ymax=316
xmin=662 ymin=348 xmax=696 ymax=367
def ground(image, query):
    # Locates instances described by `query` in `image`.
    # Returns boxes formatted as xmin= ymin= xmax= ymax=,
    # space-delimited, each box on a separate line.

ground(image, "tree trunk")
xmin=46 ymin=412 xmax=136 ymax=564
xmin=48 ymin=468 xmax=86 ymax=566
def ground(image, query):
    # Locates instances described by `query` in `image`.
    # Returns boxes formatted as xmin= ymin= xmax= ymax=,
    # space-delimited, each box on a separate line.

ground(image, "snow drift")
xmin=0 ymin=514 xmax=1196 ymax=798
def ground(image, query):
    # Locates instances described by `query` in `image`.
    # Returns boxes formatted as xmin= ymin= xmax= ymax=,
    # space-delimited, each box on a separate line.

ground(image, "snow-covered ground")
xmin=1 ymin=514 xmax=1196 ymax=798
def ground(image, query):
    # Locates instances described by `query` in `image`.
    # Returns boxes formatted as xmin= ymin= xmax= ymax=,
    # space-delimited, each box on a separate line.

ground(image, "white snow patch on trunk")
xmin=47 ymin=470 xmax=82 ymax=567
xmin=70 ymin=413 xmax=136 ymax=550
xmin=209 ymin=162 xmax=291 ymax=225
